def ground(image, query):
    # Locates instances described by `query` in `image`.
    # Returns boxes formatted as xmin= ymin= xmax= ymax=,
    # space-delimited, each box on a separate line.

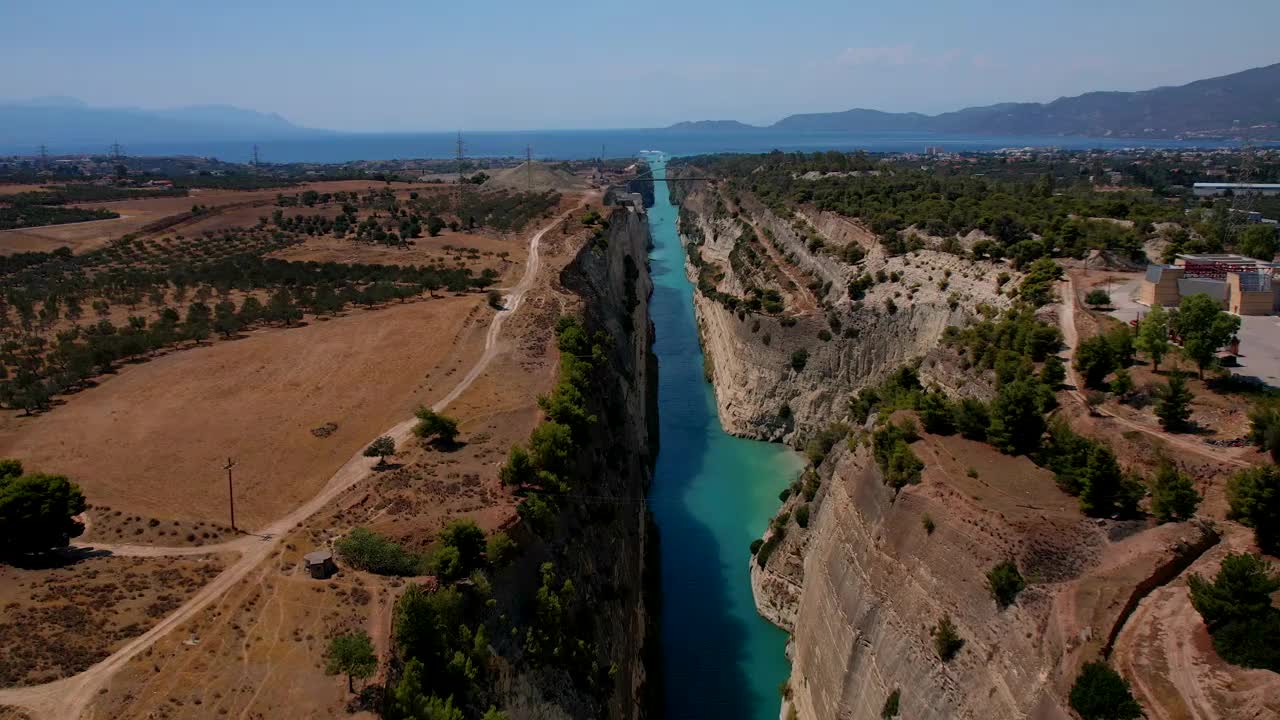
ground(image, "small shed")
xmin=304 ymin=549 xmax=336 ymax=579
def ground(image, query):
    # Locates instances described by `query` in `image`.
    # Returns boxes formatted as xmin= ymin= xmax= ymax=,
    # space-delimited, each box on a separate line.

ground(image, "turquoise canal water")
xmin=645 ymin=154 xmax=804 ymax=719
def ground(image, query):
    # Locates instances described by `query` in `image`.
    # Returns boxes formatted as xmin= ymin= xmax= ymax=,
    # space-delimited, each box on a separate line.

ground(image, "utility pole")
xmin=223 ymin=457 xmax=238 ymax=531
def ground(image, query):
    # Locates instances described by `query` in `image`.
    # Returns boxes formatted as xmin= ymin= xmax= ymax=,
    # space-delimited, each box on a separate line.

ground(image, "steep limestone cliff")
xmin=499 ymin=205 xmax=657 ymax=719
xmin=676 ymin=184 xmax=1017 ymax=443
xmin=758 ymin=428 xmax=1217 ymax=720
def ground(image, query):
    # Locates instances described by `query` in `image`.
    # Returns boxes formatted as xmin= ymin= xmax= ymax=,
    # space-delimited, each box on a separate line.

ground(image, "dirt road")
xmin=1056 ymin=278 xmax=1250 ymax=469
xmin=0 ymin=198 xmax=592 ymax=720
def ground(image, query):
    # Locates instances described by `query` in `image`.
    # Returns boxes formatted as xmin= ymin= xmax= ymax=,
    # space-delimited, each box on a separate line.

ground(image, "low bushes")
xmin=1069 ymin=662 xmax=1142 ymax=720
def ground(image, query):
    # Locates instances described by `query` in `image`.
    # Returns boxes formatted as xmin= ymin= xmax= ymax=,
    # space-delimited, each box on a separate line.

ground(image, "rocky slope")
xmin=756 ymin=430 xmax=1220 ymax=719
xmin=675 ymin=182 xmax=1016 ymax=442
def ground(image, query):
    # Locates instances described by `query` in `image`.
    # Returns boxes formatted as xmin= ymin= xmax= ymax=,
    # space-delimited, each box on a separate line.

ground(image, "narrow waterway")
xmin=645 ymin=155 xmax=804 ymax=719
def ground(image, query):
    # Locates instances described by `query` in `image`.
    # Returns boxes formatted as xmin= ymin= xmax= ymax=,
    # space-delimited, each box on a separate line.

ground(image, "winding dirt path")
xmin=0 ymin=199 xmax=591 ymax=720
xmin=1055 ymin=278 xmax=1250 ymax=469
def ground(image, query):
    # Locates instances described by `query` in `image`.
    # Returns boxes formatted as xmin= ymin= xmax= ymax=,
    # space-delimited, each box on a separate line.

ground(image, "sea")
xmin=40 ymin=128 xmax=1250 ymax=164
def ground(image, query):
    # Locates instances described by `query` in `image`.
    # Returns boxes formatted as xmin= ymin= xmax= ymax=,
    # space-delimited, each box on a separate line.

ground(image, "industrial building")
xmin=1140 ymin=254 xmax=1280 ymax=315
xmin=1192 ymin=182 xmax=1280 ymax=197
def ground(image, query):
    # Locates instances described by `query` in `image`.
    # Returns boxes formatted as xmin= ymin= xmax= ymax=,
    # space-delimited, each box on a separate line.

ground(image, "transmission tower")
xmin=454 ymin=131 xmax=467 ymax=211
xmin=526 ymin=145 xmax=533 ymax=191
xmin=110 ymin=141 xmax=123 ymax=162
xmin=38 ymin=144 xmax=48 ymax=168
xmin=252 ymin=144 xmax=260 ymax=167
xmin=1229 ymin=120 xmax=1258 ymax=240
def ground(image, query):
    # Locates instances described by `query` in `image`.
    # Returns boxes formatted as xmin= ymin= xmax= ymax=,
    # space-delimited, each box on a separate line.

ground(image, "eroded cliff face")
xmin=502 ymin=206 xmax=657 ymax=719
xmin=677 ymin=185 xmax=1016 ymax=443
xmin=757 ymin=430 xmax=1217 ymax=720
xmin=666 ymin=179 xmax=1242 ymax=720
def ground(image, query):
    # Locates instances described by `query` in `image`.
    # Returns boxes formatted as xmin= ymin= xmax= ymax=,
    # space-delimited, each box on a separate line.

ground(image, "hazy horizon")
xmin=3 ymin=0 xmax=1279 ymax=133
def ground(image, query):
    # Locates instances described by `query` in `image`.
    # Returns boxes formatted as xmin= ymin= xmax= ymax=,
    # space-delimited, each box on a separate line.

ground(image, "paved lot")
xmin=1102 ymin=275 xmax=1280 ymax=386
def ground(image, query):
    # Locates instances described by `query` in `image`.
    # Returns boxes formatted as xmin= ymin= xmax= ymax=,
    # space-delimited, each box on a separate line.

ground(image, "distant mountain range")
xmin=0 ymin=98 xmax=325 ymax=151
xmin=667 ymin=63 xmax=1280 ymax=139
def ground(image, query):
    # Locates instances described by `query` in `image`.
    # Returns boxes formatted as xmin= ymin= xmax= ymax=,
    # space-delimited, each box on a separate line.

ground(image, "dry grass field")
xmin=0 ymin=180 xmax=604 ymax=719
xmin=267 ymin=231 xmax=523 ymax=282
xmin=0 ymin=180 xmax=440 ymax=256
xmin=0 ymin=294 xmax=489 ymax=531
xmin=0 ymin=554 xmax=228 ymax=688
xmin=76 ymin=197 xmax=600 ymax=720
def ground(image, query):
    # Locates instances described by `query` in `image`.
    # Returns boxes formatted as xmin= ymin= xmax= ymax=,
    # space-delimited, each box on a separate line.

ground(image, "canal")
xmin=645 ymin=154 xmax=804 ymax=720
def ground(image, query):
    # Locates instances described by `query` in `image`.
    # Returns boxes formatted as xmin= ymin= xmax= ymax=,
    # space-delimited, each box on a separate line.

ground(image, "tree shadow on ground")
xmin=4 ymin=545 xmax=111 ymax=570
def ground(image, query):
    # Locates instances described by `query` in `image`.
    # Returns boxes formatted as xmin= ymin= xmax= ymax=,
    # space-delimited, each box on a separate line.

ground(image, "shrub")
xmin=881 ymin=689 xmax=901 ymax=718
xmin=413 ymin=407 xmax=459 ymax=445
xmin=1154 ymin=373 xmax=1193 ymax=431
xmin=1040 ymin=355 xmax=1066 ymax=388
xmin=336 ymin=527 xmax=423 ymax=576
xmin=486 ymin=532 xmax=518 ymax=567
xmin=951 ymin=398 xmax=989 ymax=441
xmin=986 ymin=560 xmax=1027 ymax=608
xmin=364 ymin=435 xmax=396 ymax=466
xmin=921 ymin=514 xmax=935 ymax=534
xmin=1069 ymin=662 xmax=1143 ymax=720
xmin=438 ymin=519 xmax=486 ymax=571
xmin=790 ymin=349 xmax=809 ymax=372
xmin=487 ymin=289 xmax=503 ymax=309
xmin=805 ymin=423 xmax=850 ymax=465
xmin=1227 ymin=465 xmax=1280 ymax=554
xmin=917 ymin=391 xmax=955 ymax=435
xmin=987 ymin=379 xmax=1047 ymax=455
xmin=932 ymin=614 xmax=964 ymax=661
xmin=1084 ymin=289 xmax=1111 ymax=307
xmin=1150 ymin=459 xmax=1201 ymax=522
xmin=755 ymin=528 xmax=784 ymax=567
xmin=1106 ymin=326 xmax=1135 ymax=368
xmin=750 ymin=538 xmax=764 ymax=555
xmin=1078 ymin=444 xmax=1144 ymax=518
xmin=795 ymin=504 xmax=810 ymax=528
xmin=872 ymin=421 xmax=924 ymax=488
xmin=1074 ymin=335 xmax=1117 ymax=390
xmin=1247 ymin=404 xmax=1280 ymax=462
xmin=1018 ymin=258 xmax=1062 ymax=306
xmin=1109 ymin=368 xmax=1134 ymax=398
xmin=498 ymin=445 xmax=536 ymax=486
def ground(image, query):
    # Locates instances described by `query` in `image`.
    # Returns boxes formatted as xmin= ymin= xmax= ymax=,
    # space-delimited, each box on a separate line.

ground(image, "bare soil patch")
xmin=83 ymin=505 xmax=236 ymax=548
xmin=267 ymin=231 xmax=523 ymax=282
xmin=0 ymin=554 xmax=227 ymax=688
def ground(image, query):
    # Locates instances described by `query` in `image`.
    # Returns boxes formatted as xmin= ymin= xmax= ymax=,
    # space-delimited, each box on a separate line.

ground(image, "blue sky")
xmin=3 ymin=0 xmax=1278 ymax=131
